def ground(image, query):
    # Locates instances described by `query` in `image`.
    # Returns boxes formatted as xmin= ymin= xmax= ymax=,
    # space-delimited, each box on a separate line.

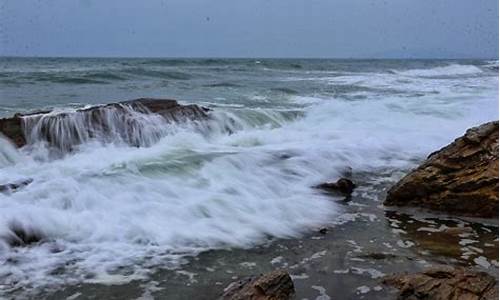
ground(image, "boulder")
xmin=222 ymin=269 xmax=295 ymax=300
xmin=383 ymin=266 xmax=498 ymax=300
xmin=385 ymin=121 xmax=499 ymax=218
xmin=0 ymin=98 xmax=209 ymax=149
xmin=315 ymin=178 xmax=356 ymax=196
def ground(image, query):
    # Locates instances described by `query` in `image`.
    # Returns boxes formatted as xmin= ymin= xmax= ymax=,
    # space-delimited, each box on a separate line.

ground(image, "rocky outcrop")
xmin=222 ymin=270 xmax=294 ymax=300
xmin=0 ymin=98 xmax=209 ymax=149
xmin=95 ymin=98 xmax=209 ymax=121
xmin=0 ymin=114 xmax=25 ymax=147
xmin=383 ymin=266 xmax=498 ymax=300
xmin=385 ymin=121 xmax=499 ymax=218
xmin=315 ymin=178 xmax=356 ymax=196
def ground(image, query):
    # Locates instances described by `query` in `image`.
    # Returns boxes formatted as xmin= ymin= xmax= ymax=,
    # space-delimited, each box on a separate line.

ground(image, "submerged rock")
xmin=315 ymin=178 xmax=356 ymax=196
xmin=0 ymin=178 xmax=33 ymax=194
xmin=384 ymin=211 xmax=498 ymax=266
xmin=4 ymin=221 xmax=45 ymax=247
xmin=0 ymin=98 xmax=209 ymax=150
xmin=359 ymin=252 xmax=398 ymax=260
xmin=383 ymin=266 xmax=498 ymax=300
xmin=385 ymin=121 xmax=499 ymax=218
xmin=318 ymin=227 xmax=328 ymax=234
xmin=222 ymin=269 xmax=295 ymax=300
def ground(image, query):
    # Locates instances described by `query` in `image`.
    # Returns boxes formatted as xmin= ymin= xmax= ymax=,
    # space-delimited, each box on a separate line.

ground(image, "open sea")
xmin=0 ymin=58 xmax=498 ymax=299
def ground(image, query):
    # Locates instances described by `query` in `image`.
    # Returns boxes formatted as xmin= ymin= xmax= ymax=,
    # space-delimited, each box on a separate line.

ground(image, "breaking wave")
xmin=0 ymin=58 xmax=497 ymax=297
xmin=395 ymin=64 xmax=483 ymax=77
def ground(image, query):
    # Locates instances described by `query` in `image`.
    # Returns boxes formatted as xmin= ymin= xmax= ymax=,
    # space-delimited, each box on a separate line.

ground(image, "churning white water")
xmin=21 ymin=105 xmax=172 ymax=152
xmin=0 ymin=60 xmax=498 ymax=295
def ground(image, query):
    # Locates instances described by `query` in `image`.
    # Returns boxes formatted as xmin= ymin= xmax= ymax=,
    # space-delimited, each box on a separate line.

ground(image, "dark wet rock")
xmin=385 ymin=121 xmax=499 ymax=218
xmin=103 ymin=98 xmax=210 ymax=120
xmin=0 ymin=98 xmax=209 ymax=149
xmin=383 ymin=266 xmax=498 ymax=300
xmin=222 ymin=269 xmax=294 ymax=300
xmin=278 ymin=154 xmax=293 ymax=160
xmin=0 ymin=178 xmax=33 ymax=194
xmin=315 ymin=178 xmax=356 ymax=196
xmin=318 ymin=228 xmax=328 ymax=234
xmin=4 ymin=221 xmax=45 ymax=247
xmin=0 ymin=114 xmax=25 ymax=147
xmin=359 ymin=253 xmax=398 ymax=260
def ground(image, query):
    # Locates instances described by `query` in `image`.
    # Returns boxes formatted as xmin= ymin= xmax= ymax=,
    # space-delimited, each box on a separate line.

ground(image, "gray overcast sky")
xmin=0 ymin=0 xmax=498 ymax=58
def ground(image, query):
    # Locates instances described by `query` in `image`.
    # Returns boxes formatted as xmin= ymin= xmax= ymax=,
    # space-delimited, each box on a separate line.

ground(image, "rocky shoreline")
xmin=220 ymin=120 xmax=499 ymax=300
xmin=385 ymin=121 xmax=498 ymax=218
xmin=0 ymin=100 xmax=498 ymax=299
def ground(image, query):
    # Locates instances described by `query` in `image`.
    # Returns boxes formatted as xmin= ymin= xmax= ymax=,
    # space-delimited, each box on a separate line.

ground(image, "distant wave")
xmin=1 ymin=67 xmax=194 ymax=84
xmin=136 ymin=58 xmax=233 ymax=67
xmin=36 ymin=76 xmax=108 ymax=84
xmin=395 ymin=64 xmax=483 ymax=77
xmin=203 ymin=82 xmax=243 ymax=88
xmin=122 ymin=68 xmax=193 ymax=80
xmin=1 ymin=71 xmax=125 ymax=85
xmin=270 ymin=87 xmax=299 ymax=95
xmin=260 ymin=61 xmax=303 ymax=70
xmin=82 ymin=71 xmax=127 ymax=81
xmin=483 ymin=60 xmax=499 ymax=71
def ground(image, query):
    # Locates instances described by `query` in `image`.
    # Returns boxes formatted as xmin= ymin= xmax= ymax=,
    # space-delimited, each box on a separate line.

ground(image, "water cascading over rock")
xmin=0 ymin=98 xmax=209 ymax=151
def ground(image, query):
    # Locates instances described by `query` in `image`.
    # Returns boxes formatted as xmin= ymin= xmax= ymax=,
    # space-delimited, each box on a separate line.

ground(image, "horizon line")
xmin=0 ymin=55 xmax=497 ymax=60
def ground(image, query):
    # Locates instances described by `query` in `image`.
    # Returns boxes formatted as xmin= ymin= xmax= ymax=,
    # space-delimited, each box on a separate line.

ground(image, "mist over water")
xmin=0 ymin=58 xmax=498 ymax=295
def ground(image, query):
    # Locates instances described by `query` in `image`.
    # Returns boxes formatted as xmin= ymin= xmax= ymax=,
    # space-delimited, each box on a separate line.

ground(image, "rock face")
xmin=0 ymin=98 xmax=209 ymax=149
xmin=383 ymin=266 xmax=498 ymax=300
xmin=222 ymin=270 xmax=295 ymax=300
xmin=0 ymin=114 xmax=25 ymax=147
xmin=385 ymin=121 xmax=499 ymax=218
xmin=315 ymin=178 xmax=356 ymax=196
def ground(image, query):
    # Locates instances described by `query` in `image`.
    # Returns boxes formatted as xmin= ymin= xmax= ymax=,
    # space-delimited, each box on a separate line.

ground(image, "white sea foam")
xmin=0 ymin=61 xmax=498 ymax=296
xmin=395 ymin=64 xmax=483 ymax=77
xmin=484 ymin=60 xmax=499 ymax=69
xmin=0 ymin=136 xmax=20 ymax=167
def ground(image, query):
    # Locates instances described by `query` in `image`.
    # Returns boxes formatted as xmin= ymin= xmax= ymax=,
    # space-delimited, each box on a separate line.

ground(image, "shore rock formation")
xmin=222 ymin=269 xmax=294 ymax=300
xmin=385 ymin=121 xmax=499 ymax=218
xmin=383 ymin=266 xmax=498 ymax=300
xmin=0 ymin=98 xmax=209 ymax=149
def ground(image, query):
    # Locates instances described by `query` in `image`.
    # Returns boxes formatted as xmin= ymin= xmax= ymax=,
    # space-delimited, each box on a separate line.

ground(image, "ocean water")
xmin=0 ymin=58 xmax=498 ymax=297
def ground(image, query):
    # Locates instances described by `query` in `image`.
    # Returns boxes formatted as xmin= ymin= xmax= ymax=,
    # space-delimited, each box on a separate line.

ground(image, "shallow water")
xmin=37 ymin=172 xmax=500 ymax=300
xmin=0 ymin=58 xmax=498 ymax=299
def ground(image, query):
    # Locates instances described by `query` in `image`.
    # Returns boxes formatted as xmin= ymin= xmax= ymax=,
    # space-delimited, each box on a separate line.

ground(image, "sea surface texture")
xmin=0 ymin=58 xmax=498 ymax=298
